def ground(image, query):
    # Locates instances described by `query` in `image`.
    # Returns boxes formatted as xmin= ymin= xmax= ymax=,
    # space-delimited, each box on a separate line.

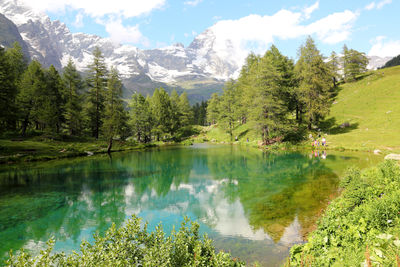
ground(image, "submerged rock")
xmin=384 ymin=154 xmax=400 ymax=160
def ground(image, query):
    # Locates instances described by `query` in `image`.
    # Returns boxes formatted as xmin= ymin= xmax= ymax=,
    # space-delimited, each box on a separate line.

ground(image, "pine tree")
xmin=17 ymin=60 xmax=46 ymax=135
xmin=328 ymin=51 xmax=340 ymax=87
xmin=103 ymin=67 xmax=128 ymax=152
xmin=206 ymin=93 xmax=220 ymax=125
xmin=170 ymin=89 xmax=181 ymax=133
xmin=343 ymin=49 xmax=368 ymax=81
xmin=178 ymin=92 xmax=193 ymax=127
xmin=295 ymin=37 xmax=332 ymax=130
xmin=248 ymin=46 xmax=291 ymax=143
xmin=3 ymin=42 xmax=27 ymax=130
xmin=0 ymin=46 xmax=15 ymax=131
xmin=150 ymin=88 xmax=173 ymax=141
xmin=86 ymin=47 xmax=107 ymax=139
xmin=43 ymin=65 xmax=64 ymax=134
xmin=218 ymin=80 xmax=238 ymax=141
xmin=62 ymin=58 xmax=84 ymax=135
xmin=129 ymin=93 xmax=153 ymax=143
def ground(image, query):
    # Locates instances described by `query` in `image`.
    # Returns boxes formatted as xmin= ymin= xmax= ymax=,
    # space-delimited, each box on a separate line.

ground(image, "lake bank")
xmin=0 ymin=138 xmax=157 ymax=164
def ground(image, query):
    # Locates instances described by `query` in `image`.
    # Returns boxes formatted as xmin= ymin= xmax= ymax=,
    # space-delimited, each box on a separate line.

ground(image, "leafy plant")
xmin=6 ymin=216 xmax=244 ymax=266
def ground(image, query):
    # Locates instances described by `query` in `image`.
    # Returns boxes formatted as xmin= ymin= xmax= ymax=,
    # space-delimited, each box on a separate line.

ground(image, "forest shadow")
xmin=319 ymin=117 xmax=359 ymax=135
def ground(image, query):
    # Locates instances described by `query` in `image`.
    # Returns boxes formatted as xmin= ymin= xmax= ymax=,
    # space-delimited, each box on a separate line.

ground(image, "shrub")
xmin=6 ymin=216 xmax=244 ymax=267
xmin=289 ymin=160 xmax=400 ymax=266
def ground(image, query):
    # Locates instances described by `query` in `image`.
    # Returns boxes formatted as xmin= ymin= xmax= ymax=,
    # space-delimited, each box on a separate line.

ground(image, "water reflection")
xmin=0 ymin=145 xmax=380 ymax=266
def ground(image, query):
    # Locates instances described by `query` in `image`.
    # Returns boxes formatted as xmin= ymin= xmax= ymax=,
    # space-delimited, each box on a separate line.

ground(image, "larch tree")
xmin=86 ymin=47 xmax=107 ymax=139
xmin=295 ymin=37 xmax=332 ymax=130
xmin=0 ymin=46 xmax=15 ymax=131
xmin=178 ymin=92 xmax=193 ymax=127
xmin=129 ymin=93 xmax=153 ymax=143
xmin=43 ymin=65 xmax=64 ymax=134
xmin=103 ymin=67 xmax=128 ymax=153
xmin=62 ymin=58 xmax=84 ymax=135
xmin=248 ymin=46 xmax=291 ymax=143
xmin=206 ymin=93 xmax=220 ymax=125
xmin=17 ymin=60 xmax=46 ymax=135
xmin=328 ymin=51 xmax=341 ymax=88
xmin=218 ymin=80 xmax=238 ymax=141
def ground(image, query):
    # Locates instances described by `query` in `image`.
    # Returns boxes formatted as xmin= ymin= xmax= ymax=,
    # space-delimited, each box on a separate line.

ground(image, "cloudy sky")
xmin=19 ymin=0 xmax=400 ymax=58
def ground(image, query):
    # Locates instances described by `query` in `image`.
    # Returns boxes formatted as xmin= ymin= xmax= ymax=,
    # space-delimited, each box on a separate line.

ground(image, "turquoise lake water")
xmin=0 ymin=144 xmax=381 ymax=266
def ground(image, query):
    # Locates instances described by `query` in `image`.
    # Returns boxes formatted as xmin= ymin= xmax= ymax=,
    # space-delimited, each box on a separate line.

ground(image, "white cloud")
xmin=303 ymin=0 xmax=319 ymax=19
xmin=208 ymin=3 xmax=358 ymax=68
xmin=101 ymin=18 xmax=149 ymax=46
xmin=369 ymin=36 xmax=400 ymax=57
xmin=72 ymin=12 xmax=84 ymax=28
xmin=365 ymin=0 xmax=392 ymax=10
xmin=184 ymin=0 xmax=203 ymax=7
xmin=19 ymin=0 xmax=164 ymax=46
xmin=22 ymin=0 xmax=166 ymax=18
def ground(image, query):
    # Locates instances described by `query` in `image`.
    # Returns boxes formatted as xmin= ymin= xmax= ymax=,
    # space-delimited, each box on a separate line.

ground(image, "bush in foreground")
xmin=6 ymin=216 xmax=244 ymax=266
xmin=289 ymin=160 xmax=400 ymax=266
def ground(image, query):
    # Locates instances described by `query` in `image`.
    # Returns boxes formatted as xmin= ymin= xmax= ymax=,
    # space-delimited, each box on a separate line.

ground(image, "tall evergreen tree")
xmin=218 ymin=80 xmax=238 ymax=141
xmin=170 ymin=89 xmax=181 ymax=133
xmin=129 ymin=93 xmax=153 ymax=143
xmin=206 ymin=93 xmax=220 ymax=125
xmin=248 ymin=46 xmax=291 ymax=143
xmin=328 ymin=51 xmax=340 ymax=87
xmin=178 ymin=92 xmax=193 ymax=127
xmin=42 ymin=65 xmax=64 ymax=134
xmin=17 ymin=60 xmax=46 ymax=135
xmin=150 ymin=88 xmax=173 ymax=140
xmin=0 ymin=46 xmax=15 ymax=131
xmin=86 ymin=47 xmax=107 ymax=139
xmin=343 ymin=49 xmax=368 ymax=81
xmin=295 ymin=37 xmax=332 ymax=130
xmin=62 ymin=58 xmax=84 ymax=135
xmin=103 ymin=67 xmax=128 ymax=152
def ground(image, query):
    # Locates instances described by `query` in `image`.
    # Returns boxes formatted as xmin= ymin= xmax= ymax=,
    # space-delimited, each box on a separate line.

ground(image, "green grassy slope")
xmin=325 ymin=66 xmax=400 ymax=152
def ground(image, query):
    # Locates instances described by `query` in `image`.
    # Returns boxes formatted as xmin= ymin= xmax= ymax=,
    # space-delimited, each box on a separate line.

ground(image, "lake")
xmin=0 ymin=144 xmax=381 ymax=266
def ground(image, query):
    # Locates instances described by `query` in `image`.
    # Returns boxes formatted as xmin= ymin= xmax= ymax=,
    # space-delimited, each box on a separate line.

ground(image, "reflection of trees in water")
xmin=206 ymin=149 xmax=339 ymax=243
xmin=0 ymin=158 xmax=131 ymax=258
xmin=0 ymin=146 xmax=341 ymax=260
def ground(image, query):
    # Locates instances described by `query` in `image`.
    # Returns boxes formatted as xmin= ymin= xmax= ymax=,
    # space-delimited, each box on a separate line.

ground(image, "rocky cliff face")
xmin=0 ymin=13 xmax=29 ymax=57
xmin=0 ymin=0 xmax=238 ymax=86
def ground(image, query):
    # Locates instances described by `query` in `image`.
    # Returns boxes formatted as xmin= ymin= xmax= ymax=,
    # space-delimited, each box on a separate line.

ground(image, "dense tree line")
xmin=381 ymin=54 xmax=400 ymax=69
xmin=129 ymin=89 xmax=193 ymax=142
xmin=0 ymin=42 xmax=195 ymax=148
xmin=207 ymin=37 xmax=369 ymax=144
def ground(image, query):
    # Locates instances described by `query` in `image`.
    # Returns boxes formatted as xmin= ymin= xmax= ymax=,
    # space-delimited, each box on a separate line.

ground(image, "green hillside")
xmin=325 ymin=65 xmax=400 ymax=152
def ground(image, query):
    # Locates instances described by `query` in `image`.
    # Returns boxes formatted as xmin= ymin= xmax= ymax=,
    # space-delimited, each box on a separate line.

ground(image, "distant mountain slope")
xmin=325 ymin=66 xmax=400 ymax=151
xmin=0 ymin=13 xmax=29 ymax=57
xmin=381 ymin=54 xmax=400 ymax=69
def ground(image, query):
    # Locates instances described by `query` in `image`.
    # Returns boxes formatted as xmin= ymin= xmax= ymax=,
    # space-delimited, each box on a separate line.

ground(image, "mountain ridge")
xmin=0 ymin=0 xmax=393 ymax=102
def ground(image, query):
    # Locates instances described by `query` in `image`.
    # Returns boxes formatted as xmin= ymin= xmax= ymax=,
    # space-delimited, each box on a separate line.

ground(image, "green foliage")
xmin=382 ymin=54 xmax=400 ymax=69
xmin=102 ymin=67 xmax=129 ymax=145
xmin=62 ymin=58 xmax=84 ymax=135
xmin=192 ymin=101 xmax=207 ymax=126
xmin=342 ymin=45 xmax=369 ymax=82
xmin=6 ymin=216 xmax=244 ymax=266
xmin=289 ymin=160 xmax=400 ymax=266
xmin=295 ymin=37 xmax=332 ymax=130
xmin=85 ymin=47 xmax=108 ymax=139
xmin=129 ymin=93 xmax=153 ymax=143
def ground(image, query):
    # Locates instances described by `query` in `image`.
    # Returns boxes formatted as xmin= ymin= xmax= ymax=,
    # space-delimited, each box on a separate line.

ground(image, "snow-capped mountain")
xmin=0 ymin=0 xmax=238 ymax=88
xmin=367 ymin=56 xmax=393 ymax=70
xmin=0 ymin=0 xmax=393 ymax=102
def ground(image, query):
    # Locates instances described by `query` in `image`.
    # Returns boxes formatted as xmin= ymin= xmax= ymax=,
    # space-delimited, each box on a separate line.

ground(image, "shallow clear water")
xmin=0 ymin=144 xmax=381 ymax=266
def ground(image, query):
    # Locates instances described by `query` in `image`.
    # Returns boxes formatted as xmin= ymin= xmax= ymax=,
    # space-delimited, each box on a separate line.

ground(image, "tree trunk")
xmin=107 ymin=137 xmax=113 ymax=154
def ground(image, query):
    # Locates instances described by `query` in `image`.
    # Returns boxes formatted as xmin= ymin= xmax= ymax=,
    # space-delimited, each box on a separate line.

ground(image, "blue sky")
xmin=25 ymin=0 xmax=400 ymax=58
